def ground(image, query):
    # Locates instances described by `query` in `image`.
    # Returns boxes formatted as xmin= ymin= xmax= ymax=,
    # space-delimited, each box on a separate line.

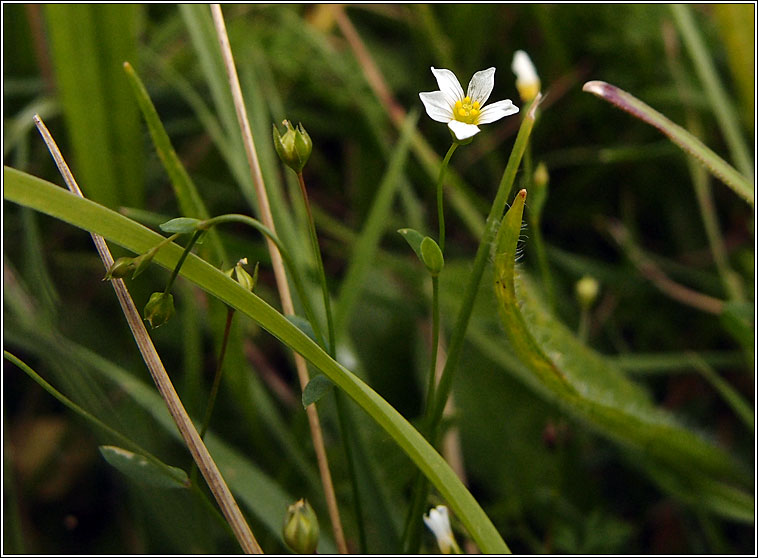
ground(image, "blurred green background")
xmin=3 ymin=4 xmax=754 ymax=554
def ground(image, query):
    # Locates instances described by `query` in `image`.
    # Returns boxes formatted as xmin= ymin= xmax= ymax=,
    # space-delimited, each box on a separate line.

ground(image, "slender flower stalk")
xmin=210 ymin=6 xmax=347 ymax=552
xmin=436 ymin=143 xmax=458 ymax=253
xmin=297 ymin=171 xmax=336 ymax=357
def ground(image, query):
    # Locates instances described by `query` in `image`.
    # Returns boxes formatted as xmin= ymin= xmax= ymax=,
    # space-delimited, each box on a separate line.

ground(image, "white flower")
xmin=423 ymin=505 xmax=461 ymax=554
xmin=511 ymin=50 xmax=541 ymax=102
xmin=419 ymin=67 xmax=519 ymax=141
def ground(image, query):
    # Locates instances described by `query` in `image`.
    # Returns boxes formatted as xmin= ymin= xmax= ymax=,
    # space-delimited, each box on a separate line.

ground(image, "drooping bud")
xmin=282 ymin=498 xmax=319 ymax=554
xmin=143 ymin=292 xmax=175 ymax=329
xmin=423 ymin=505 xmax=461 ymax=554
xmin=104 ymin=257 xmax=137 ymax=280
xmin=575 ymin=275 xmax=600 ymax=310
xmin=273 ymin=120 xmax=312 ymax=173
xmin=511 ymin=50 xmax=541 ymax=103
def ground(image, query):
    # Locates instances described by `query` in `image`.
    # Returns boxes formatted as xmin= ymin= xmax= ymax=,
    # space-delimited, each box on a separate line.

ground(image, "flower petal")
xmin=419 ymin=91 xmax=454 ymax=123
xmin=431 ymin=67 xmax=464 ymax=107
xmin=477 ymin=98 xmax=519 ymax=124
xmin=448 ymin=120 xmax=480 ymax=141
xmin=467 ymin=67 xmax=496 ymax=105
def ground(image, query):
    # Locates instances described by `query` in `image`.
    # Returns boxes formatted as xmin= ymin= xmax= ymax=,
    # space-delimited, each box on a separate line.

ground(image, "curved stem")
xmin=436 ymin=143 xmax=458 ymax=252
xmin=164 ymin=231 xmax=203 ymax=295
xmin=200 ymin=214 xmax=326 ymax=349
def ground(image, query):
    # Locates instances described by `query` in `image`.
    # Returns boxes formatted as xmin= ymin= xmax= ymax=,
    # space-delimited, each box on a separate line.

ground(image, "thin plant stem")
xmin=437 ymin=143 xmax=458 ymax=252
xmin=200 ymin=213 xmax=326 ymax=348
xmin=425 ymin=276 xmax=441 ymax=412
xmin=662 ymin=21 xmax=744 ymax=302
xmin=577 ymin=307 xmax=590 ymax=343
xmin=523 ymin=143 xmax=555 ymax=310
xmin=33 ymin=113 xmax=262 ymax=554
xmin=297 ymin=171 xmax=335 ymax=356
xmin=403 ymin=97 xmax=541 ymax=553
xmin=210 ymin=5 xmax=347 ymax=553
xmin=297 ymin=171 xmax=367 ymax=553
xmin=164 ymin=231 xmax=203 ymax=295
xmin=191 ymin=307 xmax=236 ymax=486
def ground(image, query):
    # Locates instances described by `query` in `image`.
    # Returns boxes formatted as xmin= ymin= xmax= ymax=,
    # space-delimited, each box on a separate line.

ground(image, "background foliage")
xmin=3 ymin=4 xmax=754 ymax=554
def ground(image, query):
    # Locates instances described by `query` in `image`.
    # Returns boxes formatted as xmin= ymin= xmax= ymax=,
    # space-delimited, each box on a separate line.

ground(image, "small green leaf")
xmin=302 ymin=374 xmax=335 ymax=408
xmin=99 ymin=445 xmax=189 ymax=489
xmin=286 ymin=315 xmax=318 ymax=344
xmin=420 ymin=236 xmax=444 ymax=276
xmin=397 ymin=228 xmax=425 ymax=259
xmin=159 ymin=217 xmax=202 ymax=234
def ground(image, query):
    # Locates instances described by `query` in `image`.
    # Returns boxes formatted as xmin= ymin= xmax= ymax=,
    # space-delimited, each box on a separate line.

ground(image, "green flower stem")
xmin=163 ymin=230 xmax=203 ymax=295
xmin=425 ymin=276 xmax=441 ymax=412
xmin=297 ymin=171 xmax=335 ymax=356
xmin=403 ymin=98 xmax=540 ymax=553
xmin=296 ymin=170 xmax=367 ymax=552
xmin=437 ymin=143 xmax=459 ymax=253
xmin=190 ymin=306 xmax=236 ymax=486
xmin=200 ymin=213 xmax=325 ymax=349
xmin=523 ymin=143 xmax=555 ymax=311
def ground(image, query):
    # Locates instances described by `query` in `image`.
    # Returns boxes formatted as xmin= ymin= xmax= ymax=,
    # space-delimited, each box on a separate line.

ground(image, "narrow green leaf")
xmin=3 ymin=166 xmax=511 ymax=554
xmin=160 ymin=217 xmax=202 ymax=234
xmin=123 ymin=61 xmax=226 ymax=264
xmin=302 ymin=375 xmax=335 ymax=407
xmin=44 ymin=4 xmax=143 ymax=208
xmin=671 ymin=4 xmax=754 ymax=179
xmin=492 ymin=189 xmax=752 ymax=520
xmin=583 ymin=80 xmax=753 ymax=205
xmin=99 ymin=445 xmax=189 ymax=489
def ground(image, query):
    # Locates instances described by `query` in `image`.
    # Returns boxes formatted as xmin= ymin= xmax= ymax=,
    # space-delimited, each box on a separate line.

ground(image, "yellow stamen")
xmin=463 ymin=96 xmax=471 ymax=104
xmin=458 ymin=108 xmax=467 ymax=118
xmin=472 ymin=101 xmax=480 ymax=110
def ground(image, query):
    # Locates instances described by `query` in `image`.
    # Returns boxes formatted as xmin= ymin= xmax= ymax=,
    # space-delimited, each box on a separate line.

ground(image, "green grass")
xmin=3 ymin=4 xmax=754 ymax=554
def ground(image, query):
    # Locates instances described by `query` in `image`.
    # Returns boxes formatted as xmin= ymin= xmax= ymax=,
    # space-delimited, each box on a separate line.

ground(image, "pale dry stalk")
xmin=210 ymin=5 xmax=348 ymax=553
xmin=33 ymin=115 xmax=262 ymax=554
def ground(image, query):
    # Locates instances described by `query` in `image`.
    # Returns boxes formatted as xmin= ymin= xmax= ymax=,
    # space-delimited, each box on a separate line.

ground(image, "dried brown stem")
xmin=210 ymin=5 xmax=348 ymax=553
xmin=33 ymin=114 xmax=262 ymax=554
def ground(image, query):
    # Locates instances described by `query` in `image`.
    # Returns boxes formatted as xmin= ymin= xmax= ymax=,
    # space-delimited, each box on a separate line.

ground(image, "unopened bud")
xmin=575 ymin=275 xmax=600 ymax=309
xmin=283 ymin=499 xmax=319 ymax=554
xmin=273 ymin=120 xmax=312 ymax=173
xmin=234 ymin=258 xmax=258 ymax=292
xmin=104 ymin=257 xmax=136 ymax=280
xmin=533 ymin=162 xmax=549 ymax=190
xmin=512 ymin=50 xmax=541 ymax=103
xmin=143 ymin=292 xmax=175 ymax=329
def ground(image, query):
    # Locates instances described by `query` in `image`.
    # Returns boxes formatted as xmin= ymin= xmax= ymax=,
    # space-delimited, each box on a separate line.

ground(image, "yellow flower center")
xmin=453 ymin=96 xmax=481 ymax=124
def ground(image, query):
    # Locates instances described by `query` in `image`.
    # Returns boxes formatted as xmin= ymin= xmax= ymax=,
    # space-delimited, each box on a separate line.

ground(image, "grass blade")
xmin=583 ymin=80 xmax=753 ymax=205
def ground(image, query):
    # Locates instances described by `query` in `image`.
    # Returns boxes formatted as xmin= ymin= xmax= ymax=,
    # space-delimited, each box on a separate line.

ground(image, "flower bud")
xmin=143 ymin=292 xmax=175 ymax=329
xmin=533 ymin=161 xmax=549 ymax=190
xmin=420 ymin=236 xmax=444 ymax=276
xmin=511 ymin=50 xmax=541 ymax=103
xmin=234 ymin=258 xmax=258 ymax=293
xmin=104 ymin=257 xmax=136 ymax=280
xmin=273 ymin=120 xmax=312 ymax=173
xmin=575 ymin=275 xmax=600 ymax=310
xmin=282 ymin=499 xmax=319 ymax=554
xmin=423 ymin=505 xmax=461 ymax=554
